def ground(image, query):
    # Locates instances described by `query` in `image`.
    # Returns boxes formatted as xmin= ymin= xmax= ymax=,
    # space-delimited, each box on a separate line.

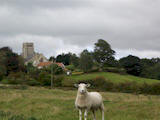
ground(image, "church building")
xmin=22 ymin=42 xmax=48 ymax=66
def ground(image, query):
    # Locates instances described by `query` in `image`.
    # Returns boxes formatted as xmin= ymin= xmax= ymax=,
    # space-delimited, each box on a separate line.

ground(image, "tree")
xmin=119 ymin=55 xmax=142 ymax=76
xmin=0 ymin=51 xmax=6 ymax=80
xmin=93 ymin=39 xmax=115 ymax=67
xmin=79 ymin=49 xmax=93 ymax=73
xmin=0 ymin=47 xmax=25 ymax=75
xmin=140 ymin=58 xmax=160 ymax=79
xmin=56 ymin=53 xmax=71 ymax=65
xmin=70 ymin=53 xmax=79 ymax=67
xmin=49 ymin=56 xmax=56 ymax=62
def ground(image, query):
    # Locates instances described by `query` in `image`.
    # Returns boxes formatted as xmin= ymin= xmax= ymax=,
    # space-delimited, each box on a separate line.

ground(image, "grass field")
xmin=67 ymin=72 xmax=160 ymax=84
xmin=0 ymin=86 xmax=160 ymax=120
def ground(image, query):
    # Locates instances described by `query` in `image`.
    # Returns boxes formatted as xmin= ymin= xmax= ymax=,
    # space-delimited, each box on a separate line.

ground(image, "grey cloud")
xmin=1 ymin=0 xmax=90 ymax=11
xmin=0 ymin=0 xmax=160 ymax=58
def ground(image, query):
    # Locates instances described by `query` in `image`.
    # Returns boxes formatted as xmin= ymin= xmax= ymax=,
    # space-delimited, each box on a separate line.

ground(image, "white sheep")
xmin=74 ymin=83 xmax=104 ymax=120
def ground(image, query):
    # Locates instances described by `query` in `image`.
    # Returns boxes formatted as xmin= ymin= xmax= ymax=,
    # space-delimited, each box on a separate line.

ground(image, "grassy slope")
xmin=67 ymin=72 xmax=160 ymax=84
xmin=0 ymin=87 xmax=160 ymax=120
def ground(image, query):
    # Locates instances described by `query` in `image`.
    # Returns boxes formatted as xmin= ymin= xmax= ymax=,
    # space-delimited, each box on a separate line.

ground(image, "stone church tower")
xmin=22 ymin=43 xmax=34 ymax=59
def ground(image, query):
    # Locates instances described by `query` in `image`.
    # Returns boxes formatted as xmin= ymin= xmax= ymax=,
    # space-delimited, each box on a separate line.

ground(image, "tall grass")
xmin=0 ymin=87 xmax=160 ymax=120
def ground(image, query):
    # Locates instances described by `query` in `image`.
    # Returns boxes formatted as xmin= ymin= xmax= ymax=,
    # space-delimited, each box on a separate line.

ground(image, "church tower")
xmin=22 ymin=43 xmax=34 ymax=59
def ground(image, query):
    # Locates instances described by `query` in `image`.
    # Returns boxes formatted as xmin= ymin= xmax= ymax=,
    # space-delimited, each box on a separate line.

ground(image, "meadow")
xmin=0 ymin=86 xmax=160 ymax=120
xmin=67 ymin=72 xmax=160 ymax=84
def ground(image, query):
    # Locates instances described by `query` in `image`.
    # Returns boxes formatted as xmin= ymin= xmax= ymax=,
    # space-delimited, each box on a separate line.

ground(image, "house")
xmin=37 ymin=61 xmax=52 ymax=69
xmin=25 ymin=53 xmax=48 ymax=67
xmin=37 ymin=61 xmax=66 ymax=70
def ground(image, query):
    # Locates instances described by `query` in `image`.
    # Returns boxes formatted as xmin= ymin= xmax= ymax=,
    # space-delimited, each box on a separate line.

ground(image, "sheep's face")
xmin=75 ymin=83 xmax=90 ymax=94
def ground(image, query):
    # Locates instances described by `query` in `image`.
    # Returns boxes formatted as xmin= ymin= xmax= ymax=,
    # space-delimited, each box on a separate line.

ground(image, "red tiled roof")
xmin=37 ymin=61 xmax=52 ymax=67
xmin=37 ymin=62 xmax=67 ymax=70
xmin=56 ymin=62 xmax=65 ymax=68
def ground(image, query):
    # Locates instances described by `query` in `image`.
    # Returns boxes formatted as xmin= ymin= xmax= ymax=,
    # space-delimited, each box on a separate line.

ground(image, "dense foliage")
xmin=79 ymin=49 xmax=93 ymax=73
xmin=1 ymin=39 xmax=160 ymax=89
xmin=93 ymin=39 xmax=116 ymax=67
xmin=0 ymin=47 xmax=25 ymax=80
xmin=119 ymin=55 xmax=142 ymax=76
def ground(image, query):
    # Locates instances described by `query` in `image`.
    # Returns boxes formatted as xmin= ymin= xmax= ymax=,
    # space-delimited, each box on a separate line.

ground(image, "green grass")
xmin=0 ymin=86 xmax=160 ymax=120
xmin=67 ymin=72 xmax=160 ymax=84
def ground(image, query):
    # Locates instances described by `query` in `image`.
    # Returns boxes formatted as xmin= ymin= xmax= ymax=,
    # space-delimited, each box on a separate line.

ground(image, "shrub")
xmin=0 ymin=74 xmax=3 ymax=81
xmin=50 ymin=64 xmax=64 ymax=75
xmin=140 ymin=83 xmax=160 ymax=95
xmin=1 ymin=77 xmax=25 ymax=85
xmin=27 ymin=78 xmax=40 ymax=86
xmin=66 ymin=65 xmax=75 ymax=71
xmin=103 ymin=67 xmax=126 ymax=75
xmin=54 ymin=67 xmax=64 ymax=75
xmin=151 ymin=83 xmax=160 ymax=95
xmin=72 ymin=76 xmax=160 ymax=95
xmin=0 ymin=72 xmax=27 ymax=85
xmin=53 ymin=75 xmax=64 ymax=87
xmin=116 ymin=82 xmax=140 ymax=93
xmin=38 ymin=72 xmax=51 ymax=86
xmin=88 ymin=67 xmax=99 ymax=73
xmin=139 ymin=83 xmax=152 ymax=94
xmin=92 ymin=76 xmax=107 ymax=89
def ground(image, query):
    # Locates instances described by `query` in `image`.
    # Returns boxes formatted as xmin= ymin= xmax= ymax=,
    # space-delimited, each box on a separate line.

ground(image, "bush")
xmin=1 ymin=77 xmax=25 ymax=85
xmin=50 ymin=64 xmax=64 ymax=75
xmin=54 ymin=67 xmax=64 ymax=75
xmin=66 ymin=65 xmax=75 ymax=71
xmin=151 ymin=83 xmax=160 ymax=95
xmin=88 ymin=67 xmax=99 ymax=73
xmin=0 ymin=74 xmax=3 ymax=81
xmin=38 ymin=72 xmax=51 ymax=86
xmin=116 ymin=82 xmax=140 ymax=93
xmin=53 ymin=75 xmax=64 ymax=87
xmin=2 ymin=72 xmax=26 ymax=84
xmin=73 ymin=76 xmax=160 ymax=95
xmin=27 ymin=78 xmax=40 ymax=86
xmin=92 ymin=76 xmax=107 ymax=90
xmin=103 ymin=67 xmax=126 ymax=75
xmin=139 ymin=83 xmax=160 ymax=95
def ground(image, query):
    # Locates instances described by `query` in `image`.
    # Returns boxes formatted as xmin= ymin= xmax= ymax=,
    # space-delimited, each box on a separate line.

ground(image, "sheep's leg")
xmin=101 ymin=109 xmax=104 ymax=120
xmin=92 ymin=110 xmax=96 ymax=120
xmin=100 ymin=103 xmax=104 ymax=120
xmin=84 ymin=109 xmax=88 ymax=120
xmin=79 ymin=109 xmax=82 ymax=120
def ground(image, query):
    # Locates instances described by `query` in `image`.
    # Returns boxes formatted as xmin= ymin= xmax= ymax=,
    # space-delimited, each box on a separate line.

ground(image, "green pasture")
xmin=0 ymin=87 xmax=160 ymax=120
xmin=67 ymin=72 xmax=160 ymax=84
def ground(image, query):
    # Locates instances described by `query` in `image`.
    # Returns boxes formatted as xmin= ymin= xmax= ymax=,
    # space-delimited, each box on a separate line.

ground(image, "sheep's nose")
xmin=82 ymin=90 xmax=84 ymax=93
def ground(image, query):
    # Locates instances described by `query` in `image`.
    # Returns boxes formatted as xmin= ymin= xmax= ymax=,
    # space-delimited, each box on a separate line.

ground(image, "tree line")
xmin=50 ymin=39 xmax=160 ymax=80
xmin=0 ymin=39 xmax=160 ymax=83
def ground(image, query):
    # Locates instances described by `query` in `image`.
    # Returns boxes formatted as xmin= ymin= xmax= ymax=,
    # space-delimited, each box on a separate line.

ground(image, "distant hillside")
xmin=67 ymin=72 xmax=160 ymax=84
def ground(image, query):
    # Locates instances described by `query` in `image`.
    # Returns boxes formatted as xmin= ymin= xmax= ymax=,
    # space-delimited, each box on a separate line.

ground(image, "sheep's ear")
xmin=86 ymin=84 xmax=90 ymax=88
xmin=74 ymin=84 xmax=79 ymax=88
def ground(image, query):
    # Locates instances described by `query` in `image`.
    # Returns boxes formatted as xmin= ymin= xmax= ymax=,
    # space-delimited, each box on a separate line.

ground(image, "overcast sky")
xmin=0 ymin=0 xmax=160 ymax=59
